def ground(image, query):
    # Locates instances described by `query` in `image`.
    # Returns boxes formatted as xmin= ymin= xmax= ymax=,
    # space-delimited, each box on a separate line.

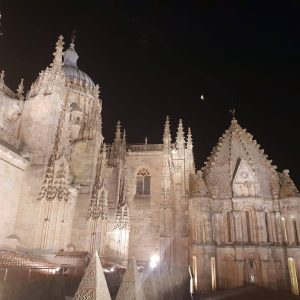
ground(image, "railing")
xmin=128 ymin=144 xmax=164 ymax=152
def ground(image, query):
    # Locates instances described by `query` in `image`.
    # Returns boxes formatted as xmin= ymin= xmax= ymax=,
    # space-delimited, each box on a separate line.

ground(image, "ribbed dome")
xmin=62 ymin=42 xmax=95 ymax=87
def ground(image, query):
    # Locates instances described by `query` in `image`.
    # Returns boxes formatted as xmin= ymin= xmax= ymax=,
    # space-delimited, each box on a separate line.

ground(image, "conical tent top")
xmin=74 ymin=251 xmax=111 ymax=300
xmin=115 ymin=258 xmax=145 ymax=300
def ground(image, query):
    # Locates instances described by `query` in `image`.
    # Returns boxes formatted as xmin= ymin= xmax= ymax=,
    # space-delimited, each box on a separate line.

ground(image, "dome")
xmin=62 ymin=64 xmax=95 ymax=87
xmin=62 ymin=42 xmax=95 ymax=87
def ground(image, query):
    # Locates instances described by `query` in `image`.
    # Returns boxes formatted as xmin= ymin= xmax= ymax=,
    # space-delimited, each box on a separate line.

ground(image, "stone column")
xmin=275 ymin=212 xmax=283 ymax=244
xmin=256 ymin=210 xmax=266 ymax=243
xmin=236 ymin=260 xmax=245 ymax=286
xmin=233 ymin=211 xmax=243 ymax=243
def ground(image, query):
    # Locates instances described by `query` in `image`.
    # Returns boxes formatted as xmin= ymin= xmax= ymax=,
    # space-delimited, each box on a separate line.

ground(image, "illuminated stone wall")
xmin=0 ymin=144 xmax=28 ymax=248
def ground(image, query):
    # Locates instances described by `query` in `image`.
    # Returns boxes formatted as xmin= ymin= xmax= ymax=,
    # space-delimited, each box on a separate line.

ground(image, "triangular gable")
xmin=232 ymin=159 xmax=260 ymax=197
xmin=233 ymin=159 xmax=256 ymax=184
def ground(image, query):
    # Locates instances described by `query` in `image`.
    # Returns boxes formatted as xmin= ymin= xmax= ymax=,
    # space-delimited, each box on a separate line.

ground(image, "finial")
xmin=229 ymin=108 xmax=236 ymax=118
xmin=64 ymin=33 xmax=79 ymax=67
xmin=145 ymin=137 xmax=148 ymax=144
xmin=176 ymin=118 xmax=185 ymax=150
xmin=114 ymin=120 xmax=122 ymax=143
xmin=187 ymin=127 xmax=193 ymax=149
xmin=51 ymin=35 xmax=64 ymax=68
xmin=229 ymin=108 xmax=237 ymax=123
xmin=0 ymin=70 xmax=5 ymax=81
xmin=17 ymin=78 xmax=24 ymax=99
xmin=164 ymin=116 xmax=170 ymax=132
xmin=70 ymin=29 xmax=76 ymax=49
xmin=122 ymin=129 xmax=126 ymax=145
xmin=163 ymin=115 xmax=171 ymax=144
xmin=176 ymin=119 xmax=184 ymax=138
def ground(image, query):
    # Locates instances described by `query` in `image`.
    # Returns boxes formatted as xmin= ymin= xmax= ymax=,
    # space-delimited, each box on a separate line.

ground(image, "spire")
xmin=176 ymin=119 xmax=185 ymax=150
xmin=51 ymin=35 xmax=64 ymax=69
xmin=121 ymin=129 xmax=127 ymax=155
xmin=63 ymin=31 xmax=79 ymax=67
xmin=17 ymin=78 xmax=24 ymax=100
xmin=122 ymin=129 xmax=126 ymax=146
xmin=163 ymin=116 xmax=171 ymax=144
xmin=74 ymin=251 xmax=111 ymax=300
xmin=115 ymin=258 xmax=145 ymax=300
xmin=114 ymin=120 xmax=122 ymax=143
xmin=187 ymin=127 xmax=193 ymax=150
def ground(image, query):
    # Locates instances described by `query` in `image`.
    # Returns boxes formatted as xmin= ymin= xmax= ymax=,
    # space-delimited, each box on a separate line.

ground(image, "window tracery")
xmin=136 ymin=168 xmax=151 ymax=195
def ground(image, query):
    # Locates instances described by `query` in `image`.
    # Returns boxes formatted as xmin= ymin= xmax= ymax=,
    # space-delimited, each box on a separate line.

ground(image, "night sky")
xmin=1 ymin=1 xmax=300 ymax=185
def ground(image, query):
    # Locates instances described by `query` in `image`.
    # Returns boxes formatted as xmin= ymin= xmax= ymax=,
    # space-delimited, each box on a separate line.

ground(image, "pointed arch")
xmin=244 ymin=253 xmax=262 ymax=285
xmin=281 ymin=216 xmax=288 ymax=243
xmin=135 ymin=167 xmax=151 ymax=196
xmin=239 ymin=205 xmax=258 ymax=244
xmin=292 ymin=218 xmax=299 ymax=245
xmin=264 ymin=211 xmax=270 ymax=242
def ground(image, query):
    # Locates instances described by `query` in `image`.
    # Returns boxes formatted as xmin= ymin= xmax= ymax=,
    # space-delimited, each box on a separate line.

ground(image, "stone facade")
xmin=0 ymin=35 xmax=299 ymax=296
xmin=189 ymin=119 xmax=300 ymax=294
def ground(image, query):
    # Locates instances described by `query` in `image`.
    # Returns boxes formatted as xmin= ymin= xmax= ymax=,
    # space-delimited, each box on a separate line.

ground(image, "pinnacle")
xmin=122 ymin=129 xmax=126 ymax=146
xmin=176 ymin=118 xmax=185 ymax=149
xmin=187 ymin=127 xmax=193 ymax=149
xmin=163 ymin=115 xmax=171 ymax=144
xmin=51 ymin=35 xmax=64 ymax=69
xmin=279 ymin=169 xmax=300 ymax=198
xmin=17 ymin=78 xmax=24 ymax=100
xmin=114 ymin=120 xmax=122 ymax=143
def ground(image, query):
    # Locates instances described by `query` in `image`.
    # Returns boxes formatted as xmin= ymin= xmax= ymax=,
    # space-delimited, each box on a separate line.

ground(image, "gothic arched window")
xmin=292 ymin=218 xmax=299 ymax=245
xmin=136 ymin=168 xmax=151 ymax=195
xmin=265 ymin=212 xmax=270 ymax=242
xmin=227 ymin=212 xmax=232 ymax=243
xmin=246 ymin=211 xmax=251 ymax=243
xmin=281 ymin=216 xmax=288 ymax=243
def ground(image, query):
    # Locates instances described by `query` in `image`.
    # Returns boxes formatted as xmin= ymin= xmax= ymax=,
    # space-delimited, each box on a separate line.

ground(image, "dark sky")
xmin=1 ymin=1 xmax=300 ymax=185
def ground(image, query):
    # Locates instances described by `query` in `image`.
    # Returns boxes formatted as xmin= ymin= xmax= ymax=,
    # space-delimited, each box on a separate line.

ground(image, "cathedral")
xmin=0 ymin=35 xmax=300 ymax=298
